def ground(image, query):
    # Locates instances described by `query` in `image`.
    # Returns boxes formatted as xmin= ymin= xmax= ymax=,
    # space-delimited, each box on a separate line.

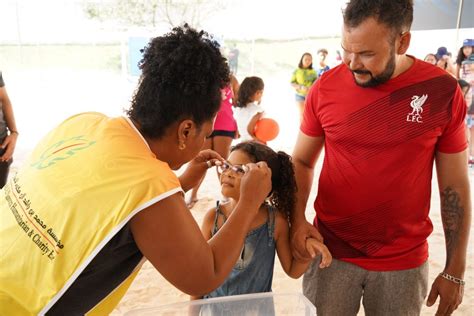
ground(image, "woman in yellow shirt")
xmin=0 ymin=25 xmax=273 ymax=315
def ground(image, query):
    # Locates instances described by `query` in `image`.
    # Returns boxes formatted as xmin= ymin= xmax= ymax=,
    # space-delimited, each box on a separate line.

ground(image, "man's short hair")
xmin=343 ymin=0 xmax=413 ymax=36
xmin=317 ymin=49 xmax=328 ymax=55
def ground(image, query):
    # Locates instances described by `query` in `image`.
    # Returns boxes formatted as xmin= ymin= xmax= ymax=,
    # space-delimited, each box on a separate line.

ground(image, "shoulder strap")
xmin=212 ymin=200 xmax=228 ymax=235
xmin=266 ymin=204 xmax=276 ymax=246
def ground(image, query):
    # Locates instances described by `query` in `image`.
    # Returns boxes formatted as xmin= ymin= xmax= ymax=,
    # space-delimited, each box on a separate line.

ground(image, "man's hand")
xmin=426 ymin=275 xmax=464 ymax=315
xmin=290 ymin=219 xmax=323 ymax=261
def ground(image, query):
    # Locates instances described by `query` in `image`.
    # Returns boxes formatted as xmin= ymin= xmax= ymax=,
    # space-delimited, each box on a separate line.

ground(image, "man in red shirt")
xmin=290 ymin=0 xmax=471 ymax=315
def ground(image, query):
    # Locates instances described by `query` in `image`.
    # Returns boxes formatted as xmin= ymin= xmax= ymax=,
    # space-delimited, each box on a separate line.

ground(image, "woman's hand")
xmin=237 ymin=161 xmax=272 ymax=213
xmin=179 ymin=149 xmax=224 ymax=192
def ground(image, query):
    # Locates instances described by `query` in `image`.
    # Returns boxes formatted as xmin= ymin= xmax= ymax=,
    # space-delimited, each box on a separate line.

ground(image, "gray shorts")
xmin=303 ymin=258 xmax=428 ymax=316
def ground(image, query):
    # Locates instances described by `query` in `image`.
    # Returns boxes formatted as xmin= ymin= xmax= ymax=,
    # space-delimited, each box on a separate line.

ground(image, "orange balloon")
xmin=254 ymin=118 xmax=279 ymax=142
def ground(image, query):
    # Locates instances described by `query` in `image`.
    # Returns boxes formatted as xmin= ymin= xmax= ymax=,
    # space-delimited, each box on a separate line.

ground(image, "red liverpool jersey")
xmin=301 ymin=57 xmax=467 ymax=271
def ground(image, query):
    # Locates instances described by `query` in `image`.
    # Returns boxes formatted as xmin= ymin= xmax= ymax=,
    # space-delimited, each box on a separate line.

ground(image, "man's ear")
xmin=397 ymin=31 xmax=411 ymax=55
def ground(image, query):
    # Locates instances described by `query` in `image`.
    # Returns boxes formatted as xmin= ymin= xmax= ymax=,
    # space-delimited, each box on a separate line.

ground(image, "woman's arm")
xmin=190 ymin=208 xmax=216 ymax=300
xmin=131 ymin=163 xmax=272 ymax=296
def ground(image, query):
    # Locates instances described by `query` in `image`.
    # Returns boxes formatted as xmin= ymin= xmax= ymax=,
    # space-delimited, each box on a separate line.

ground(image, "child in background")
xmin=455 ymin=38 xmax=473 ymax=79
xmin=186 ymin=74 xmax=240 ymax=208
xmin=291 ymin=53 xmax=318 ymax=121
xmin=192 ymin=141 xmax=332 ymax=300
xmin=0 ymin=71 xmax=18 ymax=188
xmin=233 ymin=77 xmax=265 ymax=142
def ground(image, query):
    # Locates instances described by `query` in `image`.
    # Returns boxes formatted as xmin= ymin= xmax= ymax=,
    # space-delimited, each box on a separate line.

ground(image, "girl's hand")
xmin=305 ymin=238 xmax=332 ymax=268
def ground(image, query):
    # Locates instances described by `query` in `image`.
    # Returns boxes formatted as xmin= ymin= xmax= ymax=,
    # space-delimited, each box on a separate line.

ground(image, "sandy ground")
xmin=5 ymin=70 xmax=473 ymax=315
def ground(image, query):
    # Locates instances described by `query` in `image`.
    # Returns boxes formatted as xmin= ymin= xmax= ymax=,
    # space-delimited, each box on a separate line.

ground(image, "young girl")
xmin=193 ymin=141 xmax=332 ymax=300
xmin=186 ymin=74 xmax=240 ymax=208
xmin=233 ymin=76 xmax=265 ymax=142
xmin=455 ymin=38 xmax=473 ymax=79
xmin=291 ymin=53 xmax=318 ymax=121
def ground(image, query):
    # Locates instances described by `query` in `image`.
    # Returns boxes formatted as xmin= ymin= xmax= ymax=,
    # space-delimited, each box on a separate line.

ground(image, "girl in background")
xmin=0 ymin=71 xmax=18 ymax=188
xmin=455 ymin=38 xmax=473 ymax=79
xmin=193 ymin=141 xmax=331 ymax=300
xmin=423 ymin=53 xmax=437 ymax=65
xmin=187 ymin=74 xmax=240 ymax=208
xmin=290 ymin=53 xmax=317 ymax=121
xmin=233 ymin=76 xmax=265 ymax=142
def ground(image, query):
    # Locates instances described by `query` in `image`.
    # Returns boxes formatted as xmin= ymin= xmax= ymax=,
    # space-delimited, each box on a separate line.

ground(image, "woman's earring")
xmin=179 ymin=141 xmax=186 ymax=150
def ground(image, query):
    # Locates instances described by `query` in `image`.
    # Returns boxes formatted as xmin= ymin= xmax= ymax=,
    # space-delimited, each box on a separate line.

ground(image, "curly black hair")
xmin=235 ymin=76 xmax=264 ymax=108
xmin=231 ymin=141 xmax=297 ymax=218
xmin=344 ymin=0 xmax=413 ymax=38
xmin=298 ymin=52 xmax=313 ymax=69
xmin=127 ymin=24 xmax=230 ymax=139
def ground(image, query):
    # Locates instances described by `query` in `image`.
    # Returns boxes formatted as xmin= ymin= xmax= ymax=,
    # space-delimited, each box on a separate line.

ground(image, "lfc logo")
xmin=406 ymin=94 xmax=428 ymax=123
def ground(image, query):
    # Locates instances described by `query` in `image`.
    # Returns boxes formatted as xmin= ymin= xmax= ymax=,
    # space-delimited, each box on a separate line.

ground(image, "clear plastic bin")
xmin=124 ymin=292 xmax=316 ymax=316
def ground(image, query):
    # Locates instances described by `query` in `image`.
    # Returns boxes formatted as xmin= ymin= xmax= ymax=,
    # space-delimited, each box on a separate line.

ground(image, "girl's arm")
xmin=230 ymin=74 xmax=240 ymax=98
xmin=190 ymin=208 xmax=216 ymax=300
xmin=274 ymin=212 xmax=331 ymax=278
xmin=247 ymin=112 xmax=264 ymax=140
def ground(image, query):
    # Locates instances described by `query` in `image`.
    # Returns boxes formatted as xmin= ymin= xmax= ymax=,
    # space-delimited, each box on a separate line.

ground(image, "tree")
xmin=83 ymin=0 xmax=226 ymax=29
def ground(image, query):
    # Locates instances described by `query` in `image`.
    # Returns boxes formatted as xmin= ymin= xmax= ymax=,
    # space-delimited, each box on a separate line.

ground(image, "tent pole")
xmin=455 ymin=0 xmax=463 ymax=52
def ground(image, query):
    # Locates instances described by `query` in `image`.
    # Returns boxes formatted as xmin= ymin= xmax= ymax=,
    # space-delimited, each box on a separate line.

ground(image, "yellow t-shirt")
xmin=0 ymin=112 xmax=182 ymax=315
xmin=290 ymin=68 xmax=318 ymax=96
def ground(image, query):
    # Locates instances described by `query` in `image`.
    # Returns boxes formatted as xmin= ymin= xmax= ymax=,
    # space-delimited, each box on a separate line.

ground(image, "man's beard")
xmin=351 ymin=52 xmax=396 ymax=88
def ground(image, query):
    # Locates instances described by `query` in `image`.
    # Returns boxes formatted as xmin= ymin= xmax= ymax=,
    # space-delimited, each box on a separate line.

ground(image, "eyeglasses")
xmin=217 ymin=161 xmax=247 ymax=176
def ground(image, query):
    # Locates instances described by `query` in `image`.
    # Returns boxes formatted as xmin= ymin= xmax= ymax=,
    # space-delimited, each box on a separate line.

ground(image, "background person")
xmin=187 ymin=74 xmax=240 ymax=209
xmin=0 ymin=25 xmax=272 ymax=315
xmin=455 ymin=38 xmax=473 ymax=80
xmin=0 ymin=71 xmax=19 ymax=188
xmin=435 ymin=46 xmax=456 ymax=76
xmin=424 ymin=53 xmax=438 ymax=65
xmin=290 ymin=52 xmax=317 ymax=121
xmin=290 ymin=1 xmax=471 ymax=315
xmin=233 ymin=76 xmax=265 ymax=142
xmin=460 ymin=54 xmax=474 ymax=165
xmin=316 ymin=48 xmax=330 ymax=77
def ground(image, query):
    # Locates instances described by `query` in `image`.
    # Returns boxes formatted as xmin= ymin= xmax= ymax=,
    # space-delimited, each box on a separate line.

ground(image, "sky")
xmin=0 ymin=0 xmax=345 ymax=43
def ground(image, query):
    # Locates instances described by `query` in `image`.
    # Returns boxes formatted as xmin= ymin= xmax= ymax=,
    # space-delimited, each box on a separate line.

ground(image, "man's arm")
xmin=290 ymin=132 xmax=325 ymax=260
xmin=427 ymin=149 xmax=471 ymax=315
